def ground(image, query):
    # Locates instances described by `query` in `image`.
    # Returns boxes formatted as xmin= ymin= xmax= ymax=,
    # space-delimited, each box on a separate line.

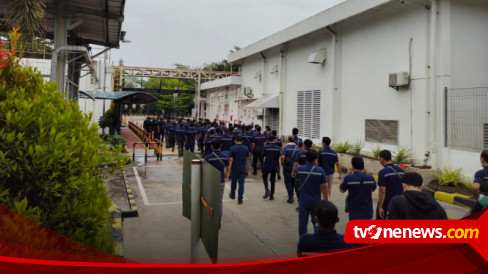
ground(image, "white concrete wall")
xmin=210 ymin=0 xmax=488 ymax=178
xmin=439 ymin=0 xmax=488 ymax=177
xmin=336 ymin=3 xmax=428 ymax=165
xmin=23 ymin=58 xmax=51 ymax=80
xmin=282 ymin=31 xmax=332 ymax=141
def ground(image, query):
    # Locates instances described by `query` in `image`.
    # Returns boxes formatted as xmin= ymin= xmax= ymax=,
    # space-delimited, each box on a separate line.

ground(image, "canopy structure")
xmin=245 ymin=94 xmax=279 ymax=108
xmin=80 ymin=91 xmax=157 ymax=104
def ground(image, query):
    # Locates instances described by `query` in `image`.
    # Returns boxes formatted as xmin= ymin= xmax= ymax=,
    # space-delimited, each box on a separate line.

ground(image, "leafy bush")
xmin=331 ymin=141 xmax=353 ymax=154
xmin=98 ymin=104 xmax=119 ymax=134
xmin=106 ymin=135 xmax=128 ymax=153
xmin=0 ymin=30 xmax=125 ymax=254
xmin=349 ymin=140 xmax=364 ymax=156
xmin=372 ymin=145 xmax=381 ymax=159
xmin=393 ymin=146 xmax=412 ymax=164
xmin=433 ymin=167 xmax=464 ymax=187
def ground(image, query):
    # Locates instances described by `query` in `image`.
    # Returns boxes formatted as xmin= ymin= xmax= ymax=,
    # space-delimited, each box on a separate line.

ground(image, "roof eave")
xmin=227 ymin=0 xmax=394 ymax=63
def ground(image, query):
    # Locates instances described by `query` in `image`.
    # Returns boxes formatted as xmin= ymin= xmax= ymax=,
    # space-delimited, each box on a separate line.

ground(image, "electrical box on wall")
xmin=389 ymin=72 xmax=409 ymax=90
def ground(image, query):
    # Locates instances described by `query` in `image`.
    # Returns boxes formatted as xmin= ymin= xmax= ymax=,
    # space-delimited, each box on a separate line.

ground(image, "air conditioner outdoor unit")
xmin=389 ymin=72 xmax=409 ymax=90
xmin=243 ymin=87 xmax=254 ymax=98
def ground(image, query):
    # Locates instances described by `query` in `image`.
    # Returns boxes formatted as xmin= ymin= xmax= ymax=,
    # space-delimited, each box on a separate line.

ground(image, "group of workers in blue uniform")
xmin=141 ymin=116 xmax=488 ymax=254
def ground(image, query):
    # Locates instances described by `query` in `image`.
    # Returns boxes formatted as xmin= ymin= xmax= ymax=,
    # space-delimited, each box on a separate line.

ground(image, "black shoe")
xmin=287 ymin=197 xmax=294 ymax=204
xmin=252 ymin=172 xmax=257 ymax=176
xmin=229 ymin=193 xmax=235 ymax=200
xmin=238 ymin=198 xmax=243 ymax=204
xmin=278 ymin=175 xmax=281 ymax=180
xmin=263 ymin=190 xmax=270 ymax=199
xmin=269 ymin=194 xmax=274 ymax=200
xmin=172 ymin=147 xmax=175 ymax=152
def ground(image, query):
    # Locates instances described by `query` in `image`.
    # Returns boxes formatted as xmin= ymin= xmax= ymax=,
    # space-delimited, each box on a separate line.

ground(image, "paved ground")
xmin=106 ymin=120 xmax=471 ymax=261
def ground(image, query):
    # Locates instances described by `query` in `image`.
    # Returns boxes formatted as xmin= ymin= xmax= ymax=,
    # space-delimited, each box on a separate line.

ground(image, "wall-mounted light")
xmin=308 ymin=48 xmax=327 ymax=64
xmin=269 ymin=65 xmax=279 ymax=74
xmin=254 ymin=70 xmax=262 ymax=82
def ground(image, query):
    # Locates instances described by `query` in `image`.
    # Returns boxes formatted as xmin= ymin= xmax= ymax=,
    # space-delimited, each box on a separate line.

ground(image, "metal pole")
xmin=191 ymin=159 xmax=202 ymax=262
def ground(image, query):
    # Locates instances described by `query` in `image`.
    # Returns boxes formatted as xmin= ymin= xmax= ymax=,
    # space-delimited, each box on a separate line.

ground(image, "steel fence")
xmin=446 ymin=87 xmax=488 ymax=151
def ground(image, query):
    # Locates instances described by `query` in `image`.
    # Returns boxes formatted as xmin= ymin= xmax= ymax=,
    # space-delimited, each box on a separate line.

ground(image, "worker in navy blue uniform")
xmin=159 ymin=119 xmax=166 ymax=142
xmin=473 ymin=150 xmax=488 ymax=199
xmin=241 ymin=126 xmax=253 ymax=175
xmin=377 ymin=149 xmax=404 ymax=219
xmin=264 ymin=126 xmax=272 ymax=138
xmin=229 ymin=135 xmax=249 ymax=204
xmin=143 ymin=117 xmax=151 ymax=133
xmin=198 ymin=122 xmax=209 ymax=154
xmin=318 ymin=137 xmax=342 ymax=198
xmin=204 ymin=138 xmax=230 ymax=228
xmin=270 ymin=130 xmax=282 ymax=181
xmin=294 ymin=150 xmax=328 ymax=236
xmin=340 ymin=156 xmax=377 ymax=220
xmin=251 ymin=125 xmax=266 ymax=175
xmin=292 ymin=139 xmax=316 ymax=181
xmin=261 ymin=136 xmax=282 ymax=200
xmin=184 ymin=123 xmax=198 ymax=153
xmin=220 ymin=128 xmax=234 ymax=158
xmin=203 ymin=128 xmax=217 ymax=157
xmin=282 ymin=136 xmax=301 ymax=203
xmin=387 ymin=172 xmax=447 ymax=220
xmin=164 ymin=119 xmax=170 ymax=148
xmin=167 ymin=121 xmax=176 ymax=152
xmin=292 ymin=128 xmax=303 ymax=148
xmin=175 ymin=122 xmax=186 ymax=157
xmin=149 ymin=118 xmax=159 ymax=138
xmin=297 ymin=200 xmax=354 ymax=253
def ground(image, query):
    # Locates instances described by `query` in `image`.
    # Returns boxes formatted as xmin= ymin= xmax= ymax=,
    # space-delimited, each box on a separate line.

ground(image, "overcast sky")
xmin=109 ymin=0 xmax=345 ymax=69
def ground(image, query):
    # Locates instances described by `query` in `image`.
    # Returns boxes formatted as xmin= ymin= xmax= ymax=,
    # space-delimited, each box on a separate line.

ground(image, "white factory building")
xmin=200 ymin=0 xmax=488 ymax=177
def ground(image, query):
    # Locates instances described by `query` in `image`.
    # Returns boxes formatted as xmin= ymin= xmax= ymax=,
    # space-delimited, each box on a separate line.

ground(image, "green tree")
xmin=0 ymin=30 xmax=125 ymax=254
xmin=2 ymin=0 xmax=46 ymax=46
xmin=143 ymin=77 xmax=195 ymax=118
xmin=201 ymin=59 xmax=239 ymax=73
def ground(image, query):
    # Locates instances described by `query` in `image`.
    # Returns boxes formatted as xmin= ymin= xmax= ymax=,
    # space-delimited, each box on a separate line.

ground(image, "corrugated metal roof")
xmin=0 ymin=0 xmax=125 ymax=48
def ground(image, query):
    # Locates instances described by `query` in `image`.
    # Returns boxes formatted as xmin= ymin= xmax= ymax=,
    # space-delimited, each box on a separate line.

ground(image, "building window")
xmin=266 ymin=108 xmax=279 ymax=133
xmin=446 ymin=87 xmax=488 ymax=151
xmin=365 ymin=120 xmax=398 ymax=144
xmin=297 ymin=90 xmax=321 ymax=139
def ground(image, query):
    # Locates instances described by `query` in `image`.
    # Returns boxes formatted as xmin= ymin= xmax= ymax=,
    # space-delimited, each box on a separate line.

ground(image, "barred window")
xmin=297 ymin=90 xmax=321 ymax=139
xmin=365 ymin=120 xmax=398 ymax=144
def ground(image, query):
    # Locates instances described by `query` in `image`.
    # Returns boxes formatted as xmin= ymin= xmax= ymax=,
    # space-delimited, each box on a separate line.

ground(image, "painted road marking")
xmin=133 ymin=167 xmax=150 ymax=206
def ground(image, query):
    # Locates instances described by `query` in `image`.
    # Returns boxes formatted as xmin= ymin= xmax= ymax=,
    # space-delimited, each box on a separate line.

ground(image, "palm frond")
xmin=4 ymin=0 xmax=46 ymax=45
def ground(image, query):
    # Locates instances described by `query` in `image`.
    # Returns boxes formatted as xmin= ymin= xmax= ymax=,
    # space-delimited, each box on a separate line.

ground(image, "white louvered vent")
xmin=297 ymin=90 xmax=321 ymax=139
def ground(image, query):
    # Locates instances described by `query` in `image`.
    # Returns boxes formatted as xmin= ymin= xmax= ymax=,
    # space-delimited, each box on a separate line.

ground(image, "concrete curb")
xmin=423 ymin=186 xmax=476 ymax=209
xmin=109 ymin=203 xmax=123 ymax=257
xmin=341 ymin=167 xmax=476 ymax=209
xmin=121 ymin=169 xmax=139 ymax=218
